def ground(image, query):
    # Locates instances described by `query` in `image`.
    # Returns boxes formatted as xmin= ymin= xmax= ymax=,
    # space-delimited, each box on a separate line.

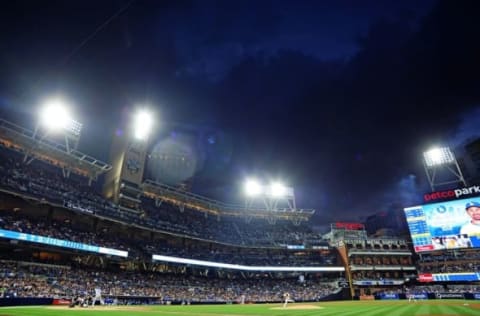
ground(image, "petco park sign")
xmin=424 ymin=185 xmax=480 ymax=202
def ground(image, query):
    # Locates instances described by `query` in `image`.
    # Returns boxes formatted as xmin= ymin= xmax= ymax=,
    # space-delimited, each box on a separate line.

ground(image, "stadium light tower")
xmin=270 ymin=181 xmax=287 ymax=197
xmin=243 ymin=179 xmax=297 ymax=214
xmin=37 ymin=97 xmax=83 ymax=138
xmin=39 ymin=100 xmax=71 ymax=132
xmin=244 ymin=179 xmax=263 ymax=196
xmin=25 ymin=96 xmax=82 ymax=163
xmin=423 ymin=146 xmax=467 ymax=191
xmin=132 ymin=109 xmax=153 ymax=141
xmin=21 ymin=96 xmax=83 ymax=178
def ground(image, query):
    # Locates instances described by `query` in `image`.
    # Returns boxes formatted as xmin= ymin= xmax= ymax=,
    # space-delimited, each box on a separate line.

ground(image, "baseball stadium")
xmin=2 ymin=0 xmax=480 ymax=314
xmin=0 ymin=104 xmax=479 ymax=316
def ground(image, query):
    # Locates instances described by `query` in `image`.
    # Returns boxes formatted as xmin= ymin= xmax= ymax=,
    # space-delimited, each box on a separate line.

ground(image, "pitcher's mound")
xmin=270 ymin=304 xmax=324 ymax=310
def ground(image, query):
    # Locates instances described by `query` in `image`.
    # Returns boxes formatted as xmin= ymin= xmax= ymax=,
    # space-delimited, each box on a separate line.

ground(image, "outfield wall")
xmin=354 ymin=292 xmax=480 ymax=301
xmin=2 ymin=292 xmax=480 ymax=307
xmin=0 ymin=298 xmax=53 ymax=307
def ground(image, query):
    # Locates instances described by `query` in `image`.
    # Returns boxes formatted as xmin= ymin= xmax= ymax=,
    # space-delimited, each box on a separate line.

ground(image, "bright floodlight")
xmin=270 ymin=182 xmax=286 ymax=197
xmin=40 ymin=98 xmax=72 ymax=132
xmin=133 ymin=109 xmax=153 ymax=140
xmin=245 ymin=179 xmax=263 ymax=196
xmin=423 ymin=147 xmax=455 ymax=167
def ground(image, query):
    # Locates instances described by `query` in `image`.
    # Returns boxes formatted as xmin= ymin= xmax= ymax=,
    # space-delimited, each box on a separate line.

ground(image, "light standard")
xmin=423 ymin=146 xmax=467 ymax=191
xmin=243 ymin=179 xmax=296 ymax=211
xmin=24 ymin=96 xmax=82 ymax=165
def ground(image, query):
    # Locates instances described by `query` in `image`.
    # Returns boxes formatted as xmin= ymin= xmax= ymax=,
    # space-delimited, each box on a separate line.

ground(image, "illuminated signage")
xmin=0 ymin=229 xmax=128 ymax=257
xmin=424 ymin=185 xmax=480 ymax=202
xmin=436 ymin=293 xmax=465 ymax=299
xmin=152 ymin=254 xmax=344 ymax=272
xmin=353 ymin=280 xmax=404 ymax=286
xmin=411 ymin=294 xmax=428 ymax=299
xmin=379 ymin=294 xmax=399 ymax=300
xmin=286 ymin=245 xmax=305 ymax=249
xmin=418 ymin=272 xmax=480 ymax=282
xmin=418 ymin=273 xmax=433 ymax=282
xmin=335 ymin=222 xmax=364 ymax=230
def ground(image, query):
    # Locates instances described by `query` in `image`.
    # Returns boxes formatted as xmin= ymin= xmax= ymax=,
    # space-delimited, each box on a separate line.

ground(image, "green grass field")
xmin=0 ymin=301 xmax=479 ymax=316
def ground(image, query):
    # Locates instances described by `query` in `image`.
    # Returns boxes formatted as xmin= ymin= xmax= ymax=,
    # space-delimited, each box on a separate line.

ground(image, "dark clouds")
xmin=1 ymin=0 xmax=480 ymax=226
xmin=168 ymin=0 xmax=434 ymax=80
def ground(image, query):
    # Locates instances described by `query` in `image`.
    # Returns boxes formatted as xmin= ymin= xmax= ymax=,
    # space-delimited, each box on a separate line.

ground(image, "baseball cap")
xmin=465 ymin=201 xmax=480 ymax=209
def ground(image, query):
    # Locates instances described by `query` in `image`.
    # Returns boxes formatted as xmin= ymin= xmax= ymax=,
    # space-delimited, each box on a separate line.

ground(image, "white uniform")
xmin=92 ymin=288 xmax=104 ymax=306
xmin=283 ymin=293 xmax=291 ymax=308
xmin=408 ymin=293 xmax=417 ymax=302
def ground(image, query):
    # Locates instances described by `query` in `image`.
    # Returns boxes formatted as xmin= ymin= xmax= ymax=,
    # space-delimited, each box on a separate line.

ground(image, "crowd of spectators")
xmin=408 ymin=285 xmax=456 ymax=293
xmin=418 ymin=251 xmax=480 ymax=262
xmin=417 ymin=261 xmax=480 ymax=274
xmin=444 ymin=284 xmax=480 ymax=293
xmin=0 ymin=212 xmax=339 ymax=267
xmin=4 ymin=138 xmax=480 ymax=303
xmin=0 ymin=146 xmax=320 ymax=248
xmin=141 ymin=198 xmax=316 ymax=247
xmin=0 ymin=214 xmax=134 ymax=256
xmin=0 ymin=261 xmax=339 ymax=303
xmin=417 ymin=251 xmax=480 ymax=274
xmin=7 ymin=128 xmax=480 ymax=304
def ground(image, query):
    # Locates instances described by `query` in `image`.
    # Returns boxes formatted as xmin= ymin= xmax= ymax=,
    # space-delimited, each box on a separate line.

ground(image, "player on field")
xmin=407 ymin=289 xmax=417 ymax=302
xmin=283 ymin=292 xmax=292 ymax=308
xmin=92 ymin=287 xmax=104 ymax=306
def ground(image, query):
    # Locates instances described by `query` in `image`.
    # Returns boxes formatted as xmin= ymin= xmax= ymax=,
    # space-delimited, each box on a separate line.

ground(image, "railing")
xmin=0 ymin=118 xmax=111 ymax=172
xmin=143 ymin=179 xmax=315 ymax=217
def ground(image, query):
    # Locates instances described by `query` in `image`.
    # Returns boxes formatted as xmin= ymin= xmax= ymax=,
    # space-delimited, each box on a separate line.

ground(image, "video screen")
xmin=404 ymin=197 xmax=480 ymax=252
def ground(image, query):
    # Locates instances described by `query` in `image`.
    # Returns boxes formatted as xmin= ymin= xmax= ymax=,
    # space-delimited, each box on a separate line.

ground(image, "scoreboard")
xmin=404 ymin=196 xmax=480 ymax=253
xmin=404 ymin=206 xmax=434 ymax=251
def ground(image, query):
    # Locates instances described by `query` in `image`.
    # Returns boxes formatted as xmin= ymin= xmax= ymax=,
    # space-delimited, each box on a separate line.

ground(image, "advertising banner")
xmin=411 ymin=294 xmax=428 ymax=300
xmin=418 ymin=274 xmax=433 ymax=282
xmin=419 ymin=273 xmax=480 ymax=282
xmin=52 ymin=299 xmax=72 ymax=305
xmin=379 ymin=294 xmax=399 ymax=300
xmin=0 ymin=229 xmax=128 ymax=257
xmin=335 ymin=222 xmax=364 ymax=230
xmin=436 ymin=293 xmax=465 ymax=299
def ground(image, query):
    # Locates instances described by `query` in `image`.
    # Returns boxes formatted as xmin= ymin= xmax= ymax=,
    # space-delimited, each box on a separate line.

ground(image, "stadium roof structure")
xmin=0 ymin=118 xmax=111 ymax=182
xmin=142 ymin=179 xmax=315 ymax=224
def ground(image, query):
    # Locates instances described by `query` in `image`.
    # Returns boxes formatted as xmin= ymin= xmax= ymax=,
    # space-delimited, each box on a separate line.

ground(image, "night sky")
xmin=1 ymin=0 xmax=480 ymax=229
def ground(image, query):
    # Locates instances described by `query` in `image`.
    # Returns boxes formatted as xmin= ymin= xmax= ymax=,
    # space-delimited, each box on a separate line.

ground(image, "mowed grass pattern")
xmin=0 ymin=300 xmax=479 ymax=316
